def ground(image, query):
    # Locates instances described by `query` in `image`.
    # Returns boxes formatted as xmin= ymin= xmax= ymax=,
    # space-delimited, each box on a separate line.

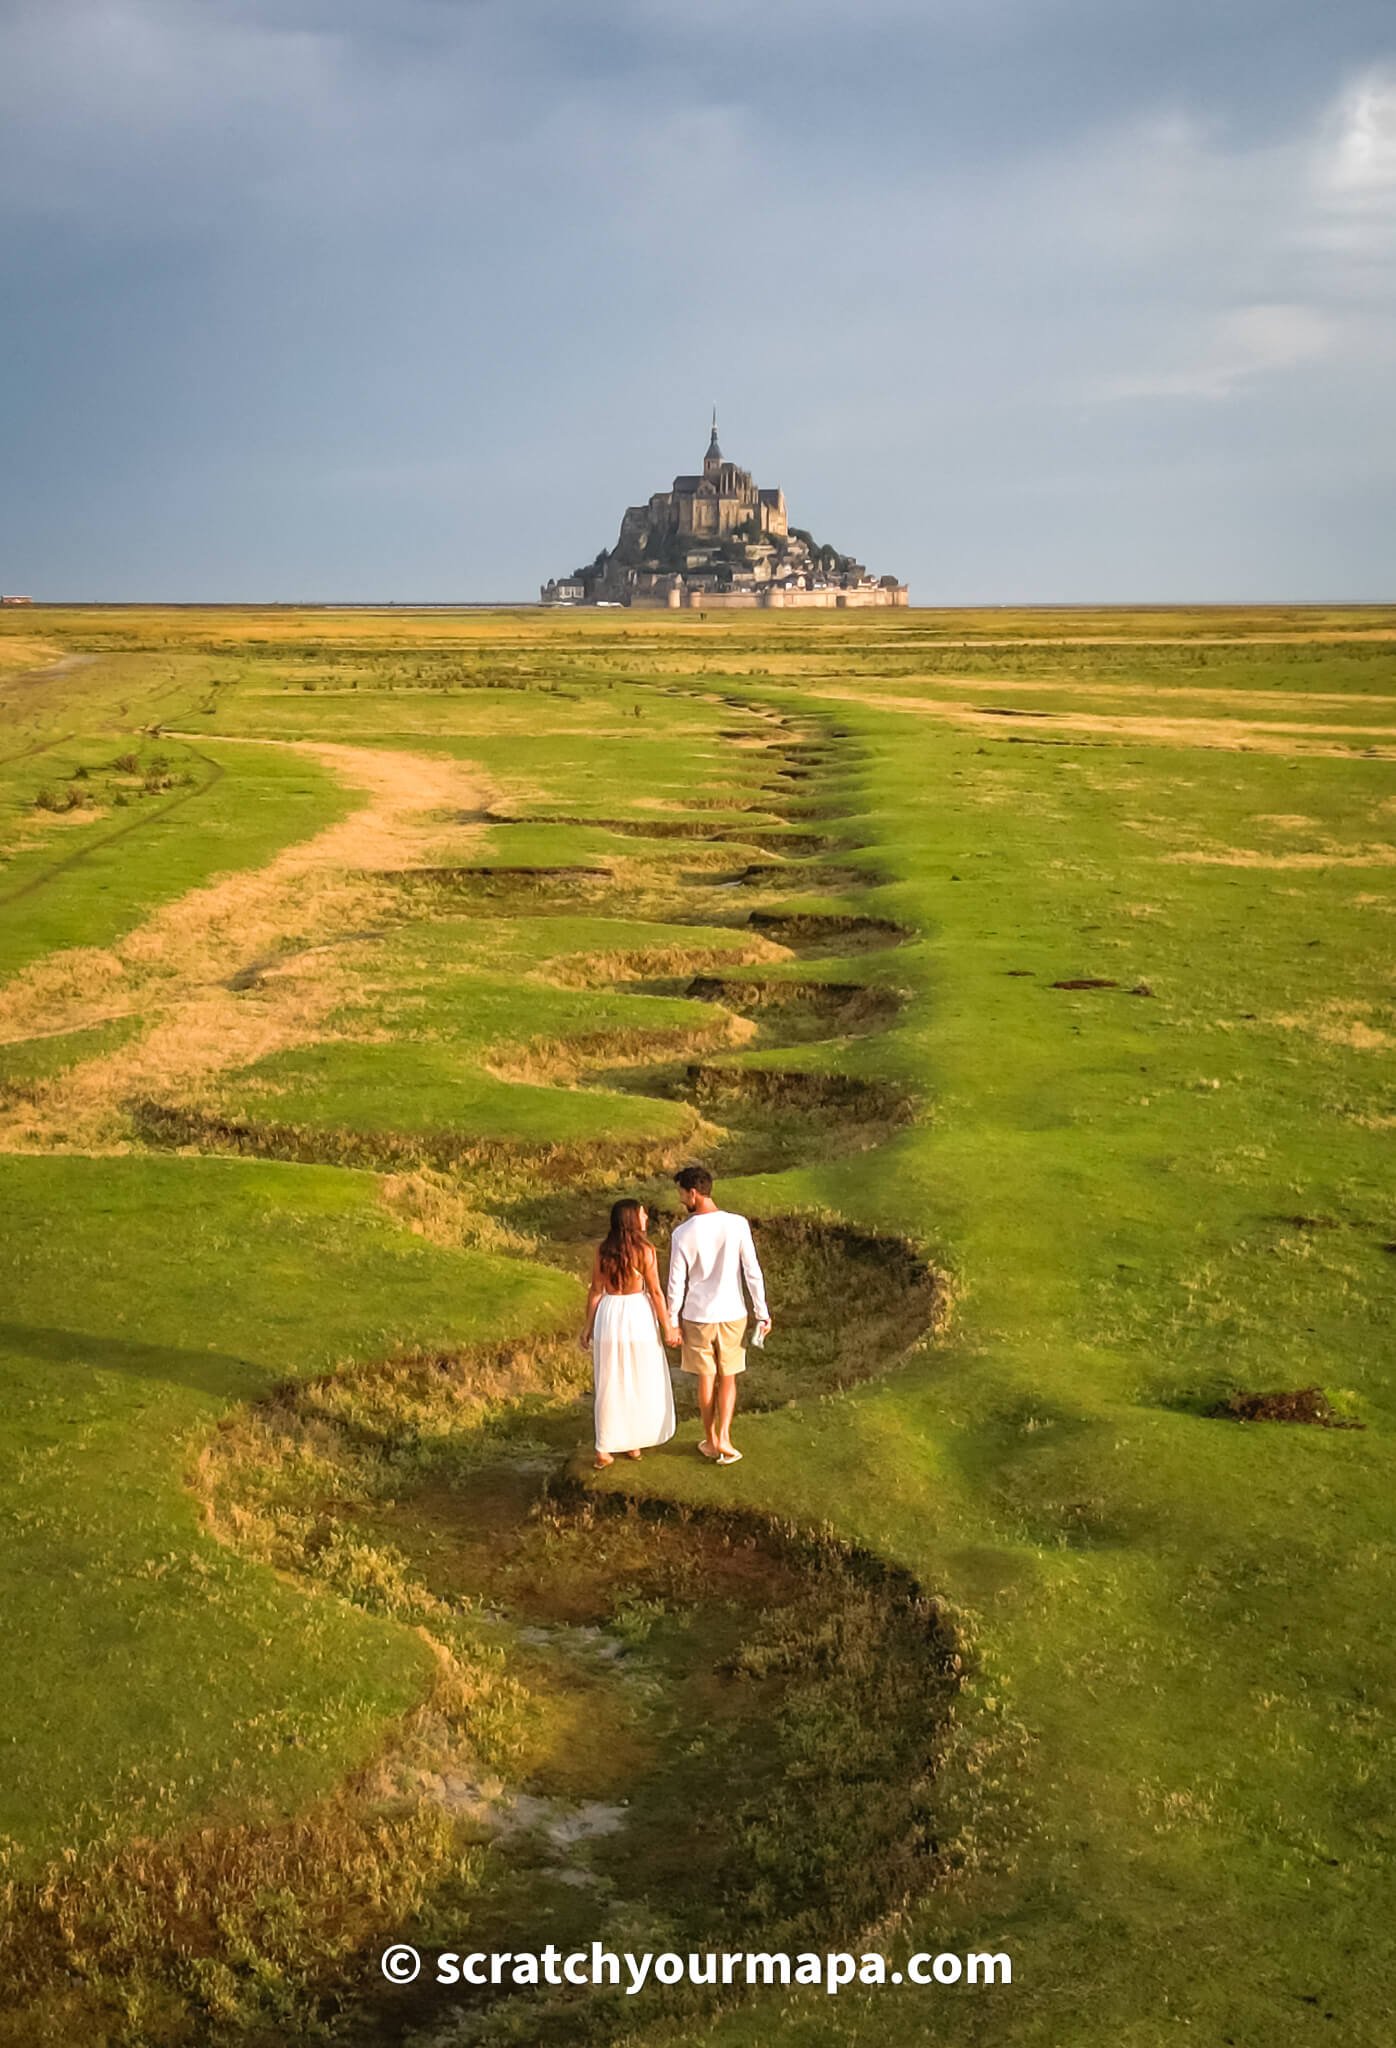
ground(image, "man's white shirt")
xmin=666 ymin=1209 xmax=769 ymax=1326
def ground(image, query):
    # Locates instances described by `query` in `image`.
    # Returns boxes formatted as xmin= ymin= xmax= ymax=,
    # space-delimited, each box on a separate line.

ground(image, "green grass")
xmin=0 ymin=1153 xmax=572 ymax=1862
xmin=0 ymin=603 xmax=1392 ymax=2045
xmin=0 ymin=1016 xmax=143 ymax=1090
xmin=208 ymin=1037 xmax=700 ymax=1147
xmin=0 ymin=731 xmax=355 ymax=977
xmin=629 ymin=699 xmax=1396 ymax=2045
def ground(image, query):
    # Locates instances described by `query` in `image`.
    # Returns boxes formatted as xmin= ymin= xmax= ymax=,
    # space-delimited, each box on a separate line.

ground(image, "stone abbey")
xmin=542 ymin=418 xmax=908 ymax=610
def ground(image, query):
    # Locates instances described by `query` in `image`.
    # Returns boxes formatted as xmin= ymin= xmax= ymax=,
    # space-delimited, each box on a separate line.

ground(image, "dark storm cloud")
xmin=0 ymin=0 xmax=1392 ymax=597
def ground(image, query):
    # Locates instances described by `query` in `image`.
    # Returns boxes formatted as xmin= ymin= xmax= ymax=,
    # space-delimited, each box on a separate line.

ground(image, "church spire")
xmin=704 ymin=407 xmax=723 ymax=478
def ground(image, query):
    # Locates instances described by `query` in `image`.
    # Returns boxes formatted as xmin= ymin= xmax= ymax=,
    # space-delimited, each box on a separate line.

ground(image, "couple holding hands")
xmin=581 ymin=1164 xmax=771 ymax=1471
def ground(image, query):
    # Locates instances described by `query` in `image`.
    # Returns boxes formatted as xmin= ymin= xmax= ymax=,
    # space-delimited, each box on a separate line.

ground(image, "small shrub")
xmin=1208 ymin=1386 xmax=1365 ymax=1429
xmin=33 ymin=783 xmax=90 ymax=813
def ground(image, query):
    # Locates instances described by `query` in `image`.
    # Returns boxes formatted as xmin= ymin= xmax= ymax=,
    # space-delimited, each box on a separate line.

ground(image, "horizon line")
xmin=6 ymin=597 xmax=1395 ymax=613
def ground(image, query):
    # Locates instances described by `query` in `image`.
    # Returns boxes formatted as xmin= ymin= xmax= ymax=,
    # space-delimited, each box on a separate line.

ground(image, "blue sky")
xmin=1 ymin=0 xmax=1393 ymax=601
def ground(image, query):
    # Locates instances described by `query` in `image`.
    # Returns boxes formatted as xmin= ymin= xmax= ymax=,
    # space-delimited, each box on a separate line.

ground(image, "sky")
xmin=1 ymin=0 xmax=1393 ymax=603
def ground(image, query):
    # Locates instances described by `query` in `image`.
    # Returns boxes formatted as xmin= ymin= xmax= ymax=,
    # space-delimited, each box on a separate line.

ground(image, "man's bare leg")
xmin=695 ymin=1372 xmax=719 ymax=1456
xmin=712 ymin=1373 xmax=739 ymax=1458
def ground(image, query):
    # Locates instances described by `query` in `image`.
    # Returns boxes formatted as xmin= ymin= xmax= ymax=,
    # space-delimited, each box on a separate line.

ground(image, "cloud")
xmin=1083 ymin=68 xmax=1396 ymax=405
xmin=0 ymin=0 xmax=345 ymax=232
xmin=1324 ymin=66 xmax=1396 ymax=201
xmin=0 ymin=0 xmax=1392 ymax=597
xmin=1099 ymin=302 xmax=1338 ymax=400
xmin=1307 ymin=64 xmax=1396 ymax=269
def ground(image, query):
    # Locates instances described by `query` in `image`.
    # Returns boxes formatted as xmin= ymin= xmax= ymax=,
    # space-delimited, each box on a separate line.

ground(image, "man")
xmin=665 ymin=1163 xmax=772 ymax=1467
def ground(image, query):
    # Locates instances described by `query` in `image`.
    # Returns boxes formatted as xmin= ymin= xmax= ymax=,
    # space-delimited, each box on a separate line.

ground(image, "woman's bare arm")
xmin=644 ymin=1245 xmax=680 ymax=1346
xmin=581 ymin=1251 xmax=605 ymax=1348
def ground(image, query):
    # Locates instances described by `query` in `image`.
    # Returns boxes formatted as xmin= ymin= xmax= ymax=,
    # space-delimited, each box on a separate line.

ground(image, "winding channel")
xmin=146 ymin=708 xmax=958 ymax=2042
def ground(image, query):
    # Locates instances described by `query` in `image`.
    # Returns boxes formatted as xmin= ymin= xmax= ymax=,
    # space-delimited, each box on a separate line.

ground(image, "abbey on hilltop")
xmin=541 ymin=417 xmax=908 ymax=610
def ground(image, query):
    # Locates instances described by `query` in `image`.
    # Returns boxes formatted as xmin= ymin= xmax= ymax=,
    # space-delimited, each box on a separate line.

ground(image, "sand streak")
xmin=0 ymin=739 xmax=492 ymax=1152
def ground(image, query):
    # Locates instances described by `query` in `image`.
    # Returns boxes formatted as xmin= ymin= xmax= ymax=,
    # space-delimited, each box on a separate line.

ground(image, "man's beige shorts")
xmin=680 ymin=1317 xmax=748 ymax=1377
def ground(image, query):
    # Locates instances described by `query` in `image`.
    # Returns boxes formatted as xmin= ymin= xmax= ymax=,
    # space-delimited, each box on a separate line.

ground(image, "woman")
xmin=581 ymin=1199 xmax=679 ymax=1469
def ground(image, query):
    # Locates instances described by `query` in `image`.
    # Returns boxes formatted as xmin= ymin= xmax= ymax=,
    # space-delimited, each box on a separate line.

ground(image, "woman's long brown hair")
xmin=598 ymin=1199 xmax=648 ymax=1291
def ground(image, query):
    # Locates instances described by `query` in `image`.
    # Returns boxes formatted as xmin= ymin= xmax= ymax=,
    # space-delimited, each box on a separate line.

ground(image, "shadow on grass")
xmin=0 ymin=1319 xmax=269 ymax=1402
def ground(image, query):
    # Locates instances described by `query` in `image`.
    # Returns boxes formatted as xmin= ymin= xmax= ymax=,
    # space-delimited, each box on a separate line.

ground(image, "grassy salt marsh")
xmin=0 ymin=604 xmax=1392 ymax=2046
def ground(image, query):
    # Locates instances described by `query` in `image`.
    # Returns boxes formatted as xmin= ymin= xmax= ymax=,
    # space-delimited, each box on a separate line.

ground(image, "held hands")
xmin=662 ymin=1322 xmax=682 ymax=1349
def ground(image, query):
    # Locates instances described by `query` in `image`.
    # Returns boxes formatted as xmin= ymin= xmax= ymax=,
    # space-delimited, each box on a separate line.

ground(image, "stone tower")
xmin=703 ymin=410 xmax=723 ymax=481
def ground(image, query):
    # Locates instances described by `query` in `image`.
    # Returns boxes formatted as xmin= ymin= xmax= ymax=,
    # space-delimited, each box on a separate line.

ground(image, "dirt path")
xmin=0 ymin=738 xmax=494 ymax=1151
xmin=0 ymin=641 xmax=76 ymax=681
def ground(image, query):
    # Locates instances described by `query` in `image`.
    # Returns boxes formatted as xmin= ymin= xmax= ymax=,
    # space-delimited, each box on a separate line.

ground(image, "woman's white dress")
xmin=592 ymin=1291 xmax=676 ymax=1454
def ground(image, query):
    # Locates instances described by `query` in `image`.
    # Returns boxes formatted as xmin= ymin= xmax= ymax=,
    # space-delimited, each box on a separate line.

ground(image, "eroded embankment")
xmin=175 ymin=1349 xmax=960 ymax=2045
xmin=6 ymin=711 xmax=953 ymax=2048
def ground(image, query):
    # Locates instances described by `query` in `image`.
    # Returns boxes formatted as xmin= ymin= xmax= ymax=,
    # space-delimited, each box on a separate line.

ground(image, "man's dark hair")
xmin=674 ymin=1163 xmax=713 ymax=1196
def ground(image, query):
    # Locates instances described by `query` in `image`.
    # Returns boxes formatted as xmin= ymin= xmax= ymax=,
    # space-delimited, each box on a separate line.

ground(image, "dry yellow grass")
xmin=377 ymin=1169 xmax=538 ymax=1254
xmin=1274 ymin=1000 xmax=1395 ymax=1052
xmin=800 ymin=687 xmax=1396 ymax=758
xmin=7 ymin=805 xmax=111 ymax=848
xmin=876 ymin=677 xmax=1396 ymax=711
xmin=543 ymin=937 xmax=790 ymax=990
xmin=0 ymin=739 xmax=491 ymax=1151
xmin=0 ymin=635 xmax=65 ymax=678
xmin=1161 ymin=844 xmax=1396 ymax=869
xmin=484 ymin=1010 xmax=758 ymax=1088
